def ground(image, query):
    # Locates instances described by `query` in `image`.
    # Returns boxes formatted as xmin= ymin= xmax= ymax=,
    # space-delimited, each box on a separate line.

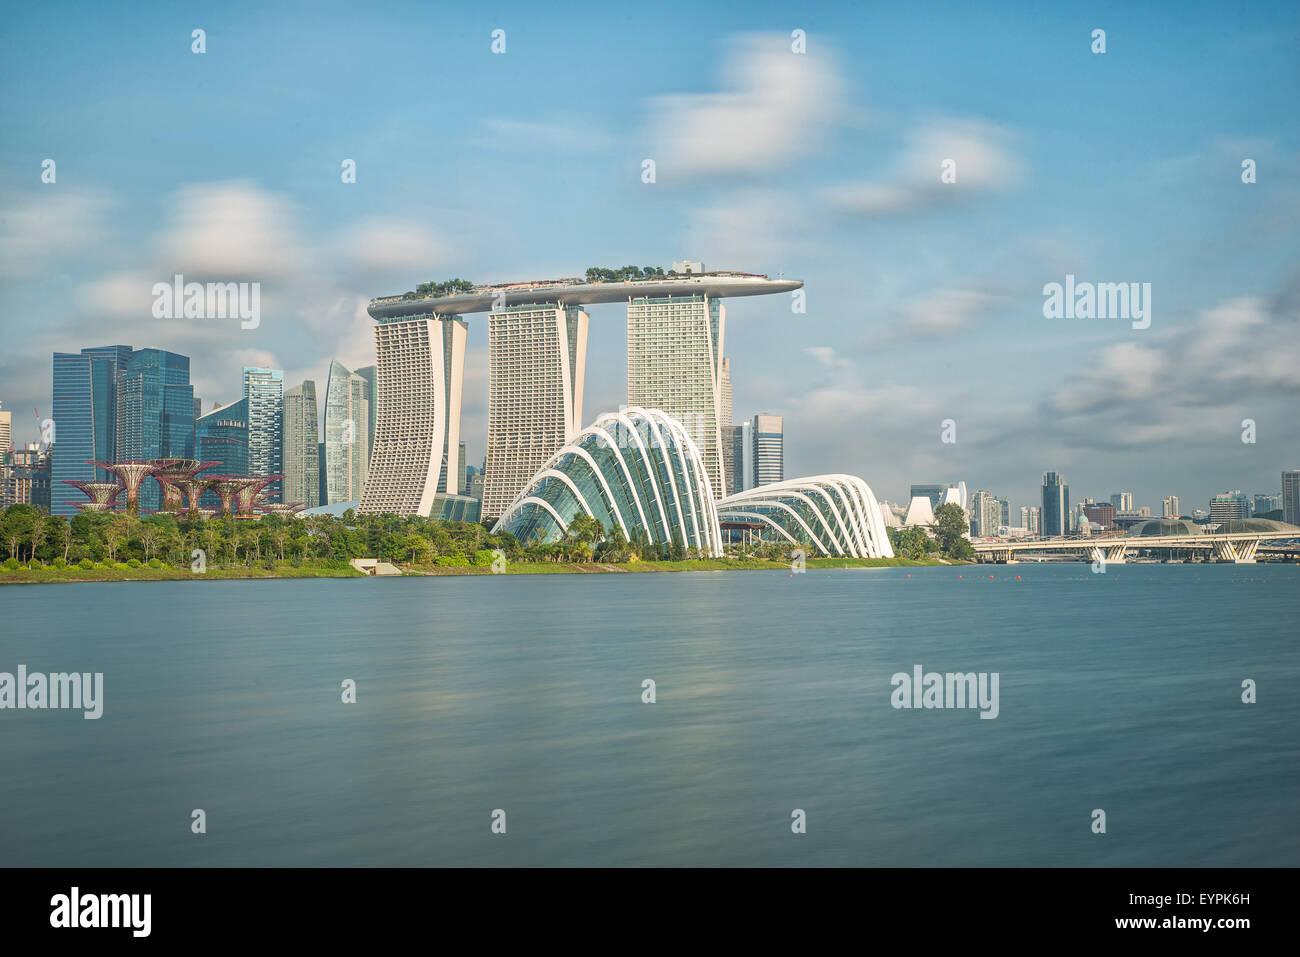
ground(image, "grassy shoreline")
xmin=0 ymin=556 xmax=950 ymax=584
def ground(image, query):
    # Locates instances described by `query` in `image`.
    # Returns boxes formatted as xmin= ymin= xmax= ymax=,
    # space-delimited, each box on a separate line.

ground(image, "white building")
xmin=482 ymin=303 xmax=588 ymax=519
xmin=627 ymin=293 xmax=729 ymax=499
xmin=358 ymin=316 xmax=467 ymax=516
xmin=903 ymin=495 xmax=935 ymax=527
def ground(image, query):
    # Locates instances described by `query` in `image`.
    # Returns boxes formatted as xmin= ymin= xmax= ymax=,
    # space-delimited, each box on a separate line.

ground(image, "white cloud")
xmin=0 ymin=190 xmax=112 ymax=279
xmin=331 ymin=218 xmax=449 ymax=277
xmin=897 ymin=287 xmax=1004 ymax=337
xmin=645 ymin=33 xmax=846 ymax=179
xmin=473 ymin=117 xmax=616 ymax=152
xmin=156 ymin=180 xmax=307 ymax=279
xmin=824 ymin=118 xmax=1020 ymax=216
xmin=681 ymin=188 xmax=809 ymax=270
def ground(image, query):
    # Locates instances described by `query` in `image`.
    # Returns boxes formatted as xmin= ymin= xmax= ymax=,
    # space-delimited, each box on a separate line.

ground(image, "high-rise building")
xmin=750 ymin=413 xmax=783 ymax=488
xmin=317 ymin=441 xmax=327 ymax=508
xmin=243 ymin=367 xmax=284 ymax=502
xmin=1252 ymin=493 xmax=1280 ymax=517
xmin=50 ymin=346 xmax=135 ymax=514
xmin=196 ymin=399 xmax=249 ymax=508
xmin=355 ymin=365 xmax=379 ymax=464
xmin=483 ymin=302 xmax=587 ymax=518
xmin=81 ymin=345 xmax=134 ymax=483
xmin=324 ymin=360 xmax=372 ymax=505
xmin=358 ymin=315 xmax=467 ymax=516
xmin=1110 ymin=491 xmax=1134 ymax=512
xmin=998 ymin=498 xmax=1010 ymax=527
xmin=1278 ymin=471 xmax=1299 ymax=525
xmin=1027 ymin=506 xmax=1041 ymax=535
xmin=5 ymin=443 xmax=50 ymax=511
xmin=1162 ymin=495 xmax=1180 ymax=517
xmin=118 ymin=348 xmax=194 ymax=512
xmin=283 ymin=381 xmax=320 ymax=509
xmin=719 ymin=357 xmax=732 ymax=441
xmin=969 ymin=490 xmax=1002 ymax=537
xmin=627 ymin=293 xmax=726 ymax=498
xmin=1209 ymin=490 xmax=1250 ymax=524
xmin=1083 ymin=503 xmax=1116 ymax=527
xmin=0 ymin=402 xmax=11 ymax=457
xmin=458 ymin=440 xmax=467 ymax=495
xmin=721 ymin=423 xmax=744 ymax=497
xmin=1042 ymin=472 xmax=1069 ymax=537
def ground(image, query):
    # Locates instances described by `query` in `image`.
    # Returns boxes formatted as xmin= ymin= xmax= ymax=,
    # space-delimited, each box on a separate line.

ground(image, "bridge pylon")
xmin=1213 ymin=538 xmax=1259 ymax=563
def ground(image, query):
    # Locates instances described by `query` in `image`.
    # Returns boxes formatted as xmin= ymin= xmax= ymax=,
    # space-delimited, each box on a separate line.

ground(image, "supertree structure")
xmin=178 ymin=476 xmax=218 ymax=518
xmin=149 ymin=459 xmax=217 ymax=513
xmin=259 ymin=501 xmax=305 ymax=517
xmin=92 ymin=461 xmax=159 ymax=517
xmin=63 ymin=480 xmax=124 ymax=510
xmin=235 ymin=476 xmax=279 ymax=518
xmin=205 ymin=477 xmax=245 ymax=518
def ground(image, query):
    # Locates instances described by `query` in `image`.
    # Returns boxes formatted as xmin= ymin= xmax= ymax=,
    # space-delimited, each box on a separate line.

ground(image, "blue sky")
xmin=2 ymin=0 xmax=1297 ymax=514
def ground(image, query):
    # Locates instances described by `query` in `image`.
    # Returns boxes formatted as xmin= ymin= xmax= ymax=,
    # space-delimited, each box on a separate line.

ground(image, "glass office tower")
xmin=118 ymin=349 xmax=194 ymax=512
xmin=1041 ymin=471 xmax=1070 ymax=537
xmin=243 ymin=367 xmax=284 ymax=503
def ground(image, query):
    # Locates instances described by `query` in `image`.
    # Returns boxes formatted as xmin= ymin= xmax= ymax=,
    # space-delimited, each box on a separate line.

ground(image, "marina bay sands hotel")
xmin=356 ymin=268 xmax=801 ymax=520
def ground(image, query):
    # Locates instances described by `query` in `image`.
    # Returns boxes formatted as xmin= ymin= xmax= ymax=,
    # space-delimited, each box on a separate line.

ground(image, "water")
xmin=1 ymin=564 xmax=1296 ymax=867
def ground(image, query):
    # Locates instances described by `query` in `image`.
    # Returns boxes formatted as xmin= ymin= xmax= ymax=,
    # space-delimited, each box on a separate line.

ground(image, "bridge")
xmin=972 ymin=531 xmax=1300 ymax=565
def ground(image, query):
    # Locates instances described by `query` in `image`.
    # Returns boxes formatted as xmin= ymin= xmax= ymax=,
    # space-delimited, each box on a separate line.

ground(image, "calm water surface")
xmin=1 ymin=564 xmax=1296 ymax=866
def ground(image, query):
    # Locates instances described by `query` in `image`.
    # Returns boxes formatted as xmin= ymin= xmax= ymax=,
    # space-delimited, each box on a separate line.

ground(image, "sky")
xmin=1 ymin=0 xmax=1297 ymax=516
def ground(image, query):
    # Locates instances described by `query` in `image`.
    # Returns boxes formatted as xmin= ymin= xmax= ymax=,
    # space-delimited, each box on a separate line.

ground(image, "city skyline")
xmin=10 ymin=329 xmax=1297 ymax=524
xmin=1 ymin=3 xmax=1298 ymax=512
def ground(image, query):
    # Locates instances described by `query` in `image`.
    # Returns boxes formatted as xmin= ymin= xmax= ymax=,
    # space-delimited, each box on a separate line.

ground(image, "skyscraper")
xmin=355 ymin=365 xmax=379 ymax=464
xmin=1162 ymin=495 xmax=1180 ymax=517
xmin=283 ymin=381 xmax=319 ymax=509
xmin=750 ymin=413 xmax=783 ymax=488
xmin=1252 ymin=492 xmax=1280 ymax=517
xmin=1209 ymin=490 xmax=1249 ymax=524
xmin=969 ymin=490 xmax=1003 ymax=537
xmin=483 ymin=302 xmax=586 ymax=518
xmin=0 ymin=402 xmax=10 ymax=457
xmin=1110 ymin=491 xmax=1134 ymax=512
xmin=50 ymin=346 xmax=135 ymax=515
xmin=458 ymin=440 xmax=467 ymax=495
xmin=81 ymin=345 xmax=134 ymax=483
xmin=357 ymin=315 xmax=467 ymax=516
xmin=5 ymin=443 xmax=50 ymax=511
xmin=324 ymin=360 xmax=372 ymax=505
xmin=242 ymin=367 xmax=284 ymax=502
xmin=719 ymin=358 xmax=732 ymax=439
xmin=196 ymin=399 xmax=249 ymax=507
xmin=1042 ymin=471 xmax=1069 ymax=537
xmin=627 ymin=293 xmax=727 ymax=498
xmin=722 ymin=423 xmax=744 ymax=497
xmin=1283 ymin=470 xmax=1300 ymax=526
xmin=118 ymin=348 xmax=194 ymax=512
